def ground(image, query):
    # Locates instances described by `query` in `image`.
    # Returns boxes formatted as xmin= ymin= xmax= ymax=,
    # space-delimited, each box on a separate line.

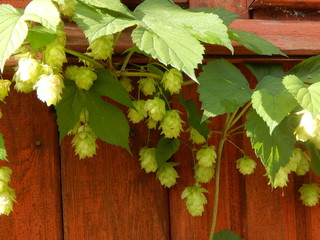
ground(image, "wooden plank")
xmin=169 ymin=85 xmax=245 ymax=239
xmin=252 ymin=8 xmax=320 ymax=21
xmin=188 ymin=0 xmax=250 ymax=18
xmin=61 ymin=123 xmax=170 ymax=239
xmin=0 ymin=91 xmax=63 ymax=239
xmin=251 ymin=0 xmax=320 ymax=9
xmin=0 ymin=0 xmax=30 ymax=8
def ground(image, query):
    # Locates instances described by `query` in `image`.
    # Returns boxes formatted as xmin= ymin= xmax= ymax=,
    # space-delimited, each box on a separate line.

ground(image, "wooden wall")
xmin=0 ymin=0 xmax=320 ymax=239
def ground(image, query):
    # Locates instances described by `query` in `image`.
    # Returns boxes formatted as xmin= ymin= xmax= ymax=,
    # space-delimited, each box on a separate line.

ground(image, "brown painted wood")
xmin=0 ymin=90 xmax=63 ymax=239
xmin=61 ymin=122 xmax=170 ymax=239
xmin=188 ymin=0 xmax=250 ymax=18
xmin=0 ymin=0 xmax=30 ymax=8
xmin=251 ymin=0 xmax=320 ymax=9
xmin=252 ymin=8 xmax=320 ymax=21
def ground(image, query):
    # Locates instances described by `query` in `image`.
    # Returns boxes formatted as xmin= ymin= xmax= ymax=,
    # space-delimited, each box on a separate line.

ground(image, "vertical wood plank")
xmin=0 ymin=0 xmax=31 ymax=8
xmin=188 ymin=0 xmax=250 ymax=18
xmin=0 ymin=91 xmax=63 ymax=239
xmin=61 ymin=123 xmax=170 ymax=239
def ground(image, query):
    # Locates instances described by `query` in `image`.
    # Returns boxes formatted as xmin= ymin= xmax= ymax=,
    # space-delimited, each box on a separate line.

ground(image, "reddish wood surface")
xmin=61 ymin=122 xmax=170 ymax=239
xmin=188 ymin=0 xmax=251 ymax=17
xmin=252 ymin=8 xmax=320 ymax=21
xmin=0 ymin=91 xmax=63 ymax=239
xmin=251 ymin=0 xmax=320 ymax=9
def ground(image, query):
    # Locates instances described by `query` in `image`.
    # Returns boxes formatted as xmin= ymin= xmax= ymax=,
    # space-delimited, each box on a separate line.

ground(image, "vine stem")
xmin=64 ymin=48 xmax=105 ymax=68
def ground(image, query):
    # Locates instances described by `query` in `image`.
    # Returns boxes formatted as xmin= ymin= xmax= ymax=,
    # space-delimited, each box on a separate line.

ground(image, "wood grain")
xmin=0 ymin=90 xmax=63 ymax=239
xmin=250 ymin=0 xmax=320 ymax=9
xmin=61 ymin=120 xmax=170 ymax=239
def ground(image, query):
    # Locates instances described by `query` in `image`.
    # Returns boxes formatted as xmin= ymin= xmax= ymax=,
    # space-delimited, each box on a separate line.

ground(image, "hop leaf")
xmin=87 ymin=35 xmax=114 ymax=60
xmin=139 ymin=147 xmax=158 ymax=173
xmin=34 ymin=74 xmax=64 ymax=106
xmin=156 ymin=162 xmax=179 ymax=188
xmin=236 ymin=157 xmax=257 ymax=175
xmin=162 ymin=69 xmax=183 ymax=95
xmin=138 ymin=77 xmax=156 ymax=96
xmin=144 ymin=97 xmax=166 ymax=121
xmin=196 ymin=146 xmax=217 ymax=167
xmin=299 ymin=183 xmax=320 ymax=207
xmin=120 ymin=77 xmax=133 ymax=93
xmin=71 ymin=124 xmax=98 ymax=159
xmin=194 ymin=164 xmax=214 ymax=183
xmin=0 ymin=80 xmax=11 ymax=101
xmin=181 ymin=185 xmax=208 ymax=216
xmin=189 ymin=127 xmax=206 ymax=145
xmin=127 ymin=100 xmax=147 ymax=123
xmin=54 ymin=0 xmax=77 ymax=18
xmin=159 ymin=110 xmax=184 ymax=138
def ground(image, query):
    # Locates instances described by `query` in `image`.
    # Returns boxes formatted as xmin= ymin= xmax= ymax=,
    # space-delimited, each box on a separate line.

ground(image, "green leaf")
xmin=246 ymin=63 xmax=284 ymax=82
xmin=22 ymin=0 xmax=60 ymax=31
xmin=78 ymin=0 xmax=134 ymax=18
xmin=188 ymin=6 xmax=240 ymax=26
xmin=156 ymin=137 xmax=180 ymax=167
xmin=213 ymin=230 xmax=244 ymax=240
xmin=182 ymin=99 xmax=209 ymax=140
xmin=283 ymin=75 xmax=320 ymax=117
xmin=56 ymin=80 xmax=87 ymax=142
xmin=27 ymin=26 xmax=56 ymax=51
xmin=90 ymin=68 xmax=133 ymax=108
xmin=251 ymin=76 xmax=297 ymax=133
xmin=85 ymin=91 xmax=130 ymax=152
xmin=132 ymin=20 xmax=203 ymax=81
xmin=0 ymin=5 xmax=28 ymax=73
xmin=287 ymin=55 xmax=320 ymax=83
xmin=198 ymin=59 xmax=252 ymax=120
xmin=74 ymin=1 xmax=138 ymax=43
xmin=228 ymin=28 xmax=286 ymax=57
xmin=56 ymin=79 xmax=130 ymax=151
xmin=0 ymin=133 xmax=7 ymax=161
xmin=132 ymin=0 xmax=232 ymax=80
xmin=246 ymin=108 xmax=296 ymax=182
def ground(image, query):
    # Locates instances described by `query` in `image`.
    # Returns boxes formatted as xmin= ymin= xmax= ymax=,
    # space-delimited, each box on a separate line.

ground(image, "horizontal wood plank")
xmin=251 ymin=0 xmax=320 ymax=9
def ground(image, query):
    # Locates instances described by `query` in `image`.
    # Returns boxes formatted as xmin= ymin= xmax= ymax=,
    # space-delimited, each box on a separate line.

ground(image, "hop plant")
xmin=34 ymin=74 xmax=64 ymax=106
xmin=194 ymin=164 xmax=214 ymax=183
xmin=156 ymin=162 xmax=179 ymax=188
xmin=286 ymin=148 xmax=303 ymax=172
xmin=65 ymin=66 xmax=97 ymax=90
xmin=139 ymin=147 xmax=158 ymax=173
xmin=0 ymin=188 xmax=15 ymax=216
xmin=144 ymin=97 xmax=166 ymax=121
xmin=181 ymin=185 xmax=208 ymax=216
xmin=296 ymin=150 xmax=310 ymax=176
xmin=71 ymin=125 xmax=98 ymax=159
xmin=13 ymin=55 xmax=42 ymax=85
xmin=196 ymin=146 xmax=217 ymax=167
xmin=146 ymin=118 xmax=158 ymax=130
xmin=236 ymin=157 xmax=257 ymax=175
xmin=0 ymin=167 xmax=12 ymax=184
xmin=120 ymin=77 xmax=133 ymax=93
xmin=159 ymin=110 xmax=184 ymax=138
xmin=43 ymin=44 xmax=67 ymax=70
xmin=87 ymin=35 xmax=114 ymax=60
xmin=189 ymin=127 xmax=206 ymax=145
xmin=127 ymin=100 xmax=147 ymax=123
xmin=162 ymin=69 xmax=183 ymax=94
xmin=138 ymin=77 xmax=156 ymax=96
xmin=54 ymin=0 xmax=77 ymax=18
xmin=299 ymin=183 xmax=320 ymax=207
xmin=270 ymin=167 xmax=290 ymax=188
xmin=0 ymin=80 xmax=11 ymax=101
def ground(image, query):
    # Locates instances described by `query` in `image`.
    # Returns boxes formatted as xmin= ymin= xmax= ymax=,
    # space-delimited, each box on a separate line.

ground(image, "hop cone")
xmin=162 ymin=69 xmax=183 ymax=95
xmin=0 ymin=80 xmax=11 ymax=101
xmin=299 ymin=183 xmax=320 ymax=207
xmin=196 ymin=146 xmax=217 ymax=167
xmin=236 ymin=157 xmax=256 ymax=175
xmin=194 ymin=164 xmax=214 ymax=183
xmin=144 ymin=97 xmax=166 ymax=121
xmin=65 ymin=66 xmax=97 ymax=90
xmin=138 ymin=77 xmax=156 ymax=96
xmin=156 ymin=162 xmax=179 ymax=188
xmin=139 ymin=147 xmax=158 ymax=173
xmin=127 ymin=100 xmax=147 ymax=123
xmin=120 ymin=77 xmax=133 ymax=93
xmin=88 ymin=35 xmax=114 ymax=60
xmin=189 ymin=127 xmax=206 ymax=145
xmin=72 ymin=125 xmax=98 ymax=159
xmin=181 ymin=185 xmax=208 ymax=216
xmin=159 ymin=110 xmax=184 ymax=138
